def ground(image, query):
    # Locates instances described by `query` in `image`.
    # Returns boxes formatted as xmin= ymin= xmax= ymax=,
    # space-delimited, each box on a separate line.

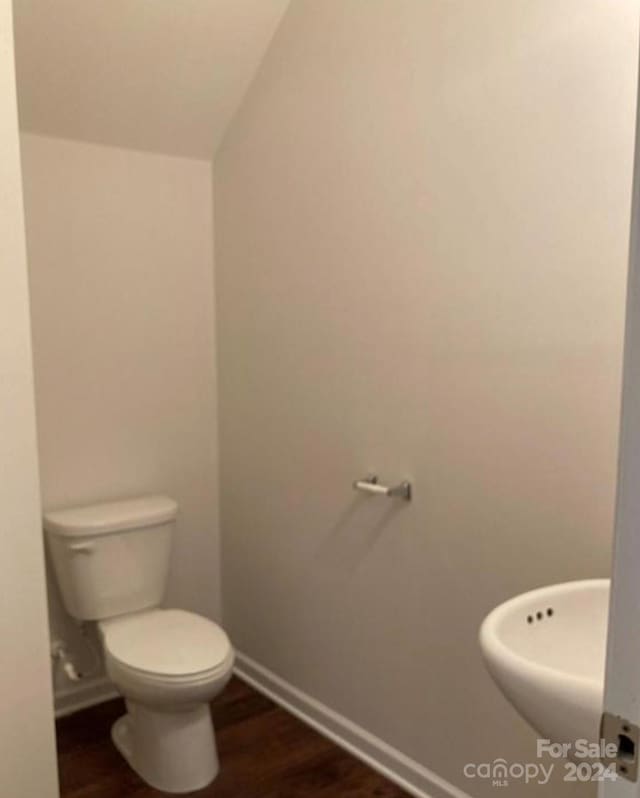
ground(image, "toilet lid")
xmin=100 ymin=609 xmax=231 ymax=677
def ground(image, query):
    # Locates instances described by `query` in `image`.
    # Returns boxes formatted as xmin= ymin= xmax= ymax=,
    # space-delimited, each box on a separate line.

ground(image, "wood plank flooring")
xmin=56 ymin=677 xmax=410 ymax=797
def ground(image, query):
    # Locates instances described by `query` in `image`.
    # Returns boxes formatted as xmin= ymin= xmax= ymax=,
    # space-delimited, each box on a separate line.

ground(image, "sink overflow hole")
xmin=525 ymin=608 xmax=554 ymax=624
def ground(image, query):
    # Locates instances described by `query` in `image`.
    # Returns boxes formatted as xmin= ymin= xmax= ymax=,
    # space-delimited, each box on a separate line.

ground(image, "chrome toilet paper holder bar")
xmin=353 ymin=474 xmax=412 ymax=501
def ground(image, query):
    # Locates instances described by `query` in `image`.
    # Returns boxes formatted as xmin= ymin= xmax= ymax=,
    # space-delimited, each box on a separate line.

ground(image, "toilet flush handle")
xmin=68 ymin=542 xmax=95 ymax=555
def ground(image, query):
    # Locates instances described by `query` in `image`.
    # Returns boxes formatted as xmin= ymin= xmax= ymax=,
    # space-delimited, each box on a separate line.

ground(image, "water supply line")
xmin=51 ymin=640 xmax=82 ymax=681
xmin=51 ymin=627 xmax=101 ymax=683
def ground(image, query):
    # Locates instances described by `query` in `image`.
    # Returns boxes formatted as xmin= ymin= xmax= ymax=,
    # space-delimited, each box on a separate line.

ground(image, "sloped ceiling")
xmin=13 ymin=0 xmax=290 ymax=158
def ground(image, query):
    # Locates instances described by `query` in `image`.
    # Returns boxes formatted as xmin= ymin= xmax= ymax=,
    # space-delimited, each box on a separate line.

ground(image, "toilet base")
xmin=112 ymin=700 xmax=218 ymax=794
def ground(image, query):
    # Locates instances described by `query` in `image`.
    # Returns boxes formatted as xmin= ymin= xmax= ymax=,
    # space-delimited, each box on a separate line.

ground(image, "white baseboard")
xmin=55 ymin=675 xmax=119 ymax=719
xmin=234 ymin=652 xmax=473 ymax=798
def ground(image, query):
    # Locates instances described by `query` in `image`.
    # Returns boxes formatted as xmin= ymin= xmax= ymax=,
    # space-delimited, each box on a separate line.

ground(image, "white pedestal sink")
xmin=480 ymin=579 xmax=608 ymax=745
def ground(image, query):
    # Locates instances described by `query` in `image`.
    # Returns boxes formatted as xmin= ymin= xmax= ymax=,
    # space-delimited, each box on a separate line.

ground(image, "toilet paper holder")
xmin=353 ymin=474 xmax=412 ymax=501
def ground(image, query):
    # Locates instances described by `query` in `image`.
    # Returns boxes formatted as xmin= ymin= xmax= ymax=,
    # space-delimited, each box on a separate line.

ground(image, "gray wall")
xmin=214 ymin=1 xmax=637 ymax=795
xmin=20 ymin=134 xmax=221 ymax=703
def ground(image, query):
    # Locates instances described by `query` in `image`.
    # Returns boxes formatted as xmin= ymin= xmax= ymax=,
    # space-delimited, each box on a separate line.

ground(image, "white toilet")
xmin=44 ymin=495 xmax=234 ymax=794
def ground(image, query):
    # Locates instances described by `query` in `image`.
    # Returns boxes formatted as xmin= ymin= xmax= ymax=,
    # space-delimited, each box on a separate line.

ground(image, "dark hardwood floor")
xmin=56 ymin=677 xmax=410 ymax=797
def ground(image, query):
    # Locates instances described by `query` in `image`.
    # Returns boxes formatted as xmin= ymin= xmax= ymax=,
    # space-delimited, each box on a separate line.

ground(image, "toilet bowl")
xmin=44 ymin=495 xmax=234 ymax=794
xmin=100 ymin=608 xmax=234 ymax=793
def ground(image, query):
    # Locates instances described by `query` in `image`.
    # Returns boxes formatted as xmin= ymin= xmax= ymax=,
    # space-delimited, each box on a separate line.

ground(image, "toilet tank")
xmin=44 ymin=495 xmax=177 ymax=621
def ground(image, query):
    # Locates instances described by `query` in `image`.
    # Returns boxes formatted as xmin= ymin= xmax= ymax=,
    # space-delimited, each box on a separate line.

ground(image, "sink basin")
xmin=480 ymin=579 xmax=608 ymax=744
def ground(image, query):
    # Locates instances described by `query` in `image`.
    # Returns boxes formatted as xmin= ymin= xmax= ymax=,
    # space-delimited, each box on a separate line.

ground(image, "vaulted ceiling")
xmin=13 ymin=0 xmax=290 ymax=158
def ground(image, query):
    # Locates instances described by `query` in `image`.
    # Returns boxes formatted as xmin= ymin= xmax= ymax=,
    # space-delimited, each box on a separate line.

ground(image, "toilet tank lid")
xmin=44 ymin=495 xmax=178 ymax=537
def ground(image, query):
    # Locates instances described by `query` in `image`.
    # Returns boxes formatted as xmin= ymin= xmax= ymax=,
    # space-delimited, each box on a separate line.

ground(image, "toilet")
xmin=44 ymin=495 xmax=234 ymax=794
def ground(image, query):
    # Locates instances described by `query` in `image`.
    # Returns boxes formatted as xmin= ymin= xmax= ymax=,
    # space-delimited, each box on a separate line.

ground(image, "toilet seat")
xmin=100 ymin=608 xmax=232 ymax=680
